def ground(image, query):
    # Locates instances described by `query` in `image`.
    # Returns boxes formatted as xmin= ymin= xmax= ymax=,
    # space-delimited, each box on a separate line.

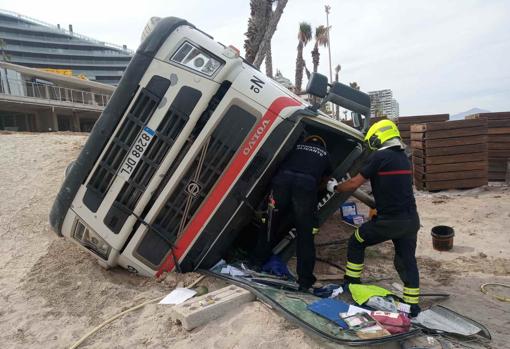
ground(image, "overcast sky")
xmin=3 ymin=0 xmax=509 ymax=115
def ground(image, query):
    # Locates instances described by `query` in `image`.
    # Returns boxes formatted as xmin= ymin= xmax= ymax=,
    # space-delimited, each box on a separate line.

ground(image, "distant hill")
xmin=450 ymin=108 xmax=490 ymax=120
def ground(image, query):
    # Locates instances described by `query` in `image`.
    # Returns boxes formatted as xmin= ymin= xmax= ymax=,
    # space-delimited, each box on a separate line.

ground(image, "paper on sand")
xmin=159 ymin=288 xmax=197 ymax=305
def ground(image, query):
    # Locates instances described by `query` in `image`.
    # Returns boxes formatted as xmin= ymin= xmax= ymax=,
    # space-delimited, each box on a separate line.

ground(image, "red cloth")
xmin=371 ymin=311 xmax=411 ymax=334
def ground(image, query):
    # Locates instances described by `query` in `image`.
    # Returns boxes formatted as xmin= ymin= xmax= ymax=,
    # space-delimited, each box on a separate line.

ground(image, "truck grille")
xmin=135 ymin=105 xmax=256 ymax=266
xmin=104 ymin=87 xmax=202 ymax=233
xmin=83 ymin=76 xmax=171 ymax=212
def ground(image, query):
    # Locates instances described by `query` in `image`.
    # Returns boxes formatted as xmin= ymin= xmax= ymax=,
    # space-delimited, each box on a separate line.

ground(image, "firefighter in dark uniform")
xmin=328 ymin=120 xmax=421 ymax=316
xmin=252 ymin=135 xmax=332 ymax=291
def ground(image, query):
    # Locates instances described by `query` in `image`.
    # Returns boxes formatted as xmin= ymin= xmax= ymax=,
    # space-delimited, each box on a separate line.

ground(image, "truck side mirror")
xmin=352 ymin=113 xmax=363 ymax=128
xmin=305 ymin=73 xmax=328 ymax=98
xmin=327 ymin=82 xmax=371 ymax=117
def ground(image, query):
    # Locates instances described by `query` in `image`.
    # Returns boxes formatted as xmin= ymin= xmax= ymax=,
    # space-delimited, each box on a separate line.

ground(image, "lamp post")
xmin=325 ymin=5 xmax=333 ymax=83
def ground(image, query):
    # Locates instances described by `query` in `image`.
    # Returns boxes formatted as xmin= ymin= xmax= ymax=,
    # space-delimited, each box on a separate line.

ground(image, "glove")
xmin=327 ymin=178 xmax=338 ymax=193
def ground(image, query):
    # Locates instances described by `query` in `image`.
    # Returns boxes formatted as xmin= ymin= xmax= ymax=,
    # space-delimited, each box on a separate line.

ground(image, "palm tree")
xmin=244 ymin=0 xmax=270 ymax=63
xmin=265 ymin=42 xmax=273 ymax=78
xmin=349 ymin=81 xmax=360 ymax=90
xmin=334 ymin=64 xmax=341 ymax=82
xmin=311 ymin=25 xmax=329 ymax=73
xmin=244 ymin=0 xmax=289 ymax=69
xmin=253 ymin=0 xmax=288 ymax=68
xmin=294 ymin=22 xmax=312 ymax=93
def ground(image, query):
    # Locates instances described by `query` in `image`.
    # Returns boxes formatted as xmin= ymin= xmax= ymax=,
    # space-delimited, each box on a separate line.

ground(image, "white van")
xmin=50 ymin=17 xmax=371 ymax=277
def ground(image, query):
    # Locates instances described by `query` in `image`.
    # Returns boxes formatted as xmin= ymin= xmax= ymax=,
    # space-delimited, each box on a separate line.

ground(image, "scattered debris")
xmin=171 ymin=285 xmax=255 ymax=331
xmin=159 ymin=288 xmax=197 ymax=305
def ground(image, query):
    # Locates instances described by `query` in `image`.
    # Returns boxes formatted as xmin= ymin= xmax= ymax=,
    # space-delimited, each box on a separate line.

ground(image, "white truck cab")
xmin=50 ymin=17 xmax=371 ymax=277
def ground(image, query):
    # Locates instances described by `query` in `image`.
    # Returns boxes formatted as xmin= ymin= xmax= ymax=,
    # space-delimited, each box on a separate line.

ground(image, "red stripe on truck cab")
xmin=156 ymin=96 xmax=301 ymax=276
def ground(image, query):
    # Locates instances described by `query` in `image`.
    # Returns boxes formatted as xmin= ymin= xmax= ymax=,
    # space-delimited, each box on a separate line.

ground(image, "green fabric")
xmin=348 ymin=284 xmax=394 ymax=305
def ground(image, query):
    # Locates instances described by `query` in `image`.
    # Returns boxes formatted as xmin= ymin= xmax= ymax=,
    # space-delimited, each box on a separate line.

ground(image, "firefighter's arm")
xmin=328 ymin=174 xmax=367 ymax=193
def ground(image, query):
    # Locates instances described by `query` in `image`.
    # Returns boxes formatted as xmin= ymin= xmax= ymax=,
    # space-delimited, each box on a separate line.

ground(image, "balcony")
xmin=0 ymin=76 xmax=111 ymax=111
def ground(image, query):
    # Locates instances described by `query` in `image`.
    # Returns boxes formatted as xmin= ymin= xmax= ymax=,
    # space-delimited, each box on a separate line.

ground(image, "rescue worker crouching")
xmin=327 ymin=120 xmax=421 ymax=317
xmin=250 ymin=135 xmax=332 ymax=291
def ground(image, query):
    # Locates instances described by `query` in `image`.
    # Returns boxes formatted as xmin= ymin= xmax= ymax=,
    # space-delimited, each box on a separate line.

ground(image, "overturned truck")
xmin=49 ymin=17 xmax=371 ymax=278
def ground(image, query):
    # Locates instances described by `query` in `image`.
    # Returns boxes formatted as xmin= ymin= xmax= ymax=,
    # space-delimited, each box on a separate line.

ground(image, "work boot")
xmin=342 ymin=275 xmax=361 ymax=290
xmin=312 ymin=284 xmax=342 ymax=298
xmin=244 ymin=260 xmax=262 ymax=273
xmin=298 ymin=284 xmax=314 ymax=293
xmin=409 ymin=304 xmax=421 ymax=318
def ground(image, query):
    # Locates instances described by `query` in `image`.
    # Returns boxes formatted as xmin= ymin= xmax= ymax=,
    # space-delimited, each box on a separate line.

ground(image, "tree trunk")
xmin=265 ymin=42 xmax=273 ymax=78
xmin=304 ymin=61 xmax=311 ymax=80
xmin=294 ymin=42 xmax=304 ymax=93
xmin=244 ymin=0 xmax=272 ymax=63
xmin=253 ymin=0 xmax=288 ymax=68
xmin=311 ymin=43 xmax=320 ymax=73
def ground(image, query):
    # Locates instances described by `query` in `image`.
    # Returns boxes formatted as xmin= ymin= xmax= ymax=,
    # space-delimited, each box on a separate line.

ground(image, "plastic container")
xmin=366 ymin=296 xmax=398 ymax=312
xmin=341 ymin=202 xmax=357 ymax=219
xmin=431 ymin=225 xmax=455 ymax=251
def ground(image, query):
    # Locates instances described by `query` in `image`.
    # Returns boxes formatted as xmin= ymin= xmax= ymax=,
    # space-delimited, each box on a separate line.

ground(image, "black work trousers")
xmin=345 ymin=213 xmax=420 ymax=290
xmin=252 ymin=173 xmax=317 ymax=288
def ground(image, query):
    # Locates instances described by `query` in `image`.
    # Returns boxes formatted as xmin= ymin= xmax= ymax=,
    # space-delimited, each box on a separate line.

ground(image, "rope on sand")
xmin=480 ymin=282 xmax=510 ymax=302
xmin=68 ymin=275 xmax=206 ymax=349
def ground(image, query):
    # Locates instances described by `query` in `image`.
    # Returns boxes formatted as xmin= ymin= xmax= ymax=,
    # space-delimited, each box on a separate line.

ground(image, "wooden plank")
xmin=489 ymin=143 xmax=510 ymax=150
xmin=423 ymin=152 xmax=487 ymax=165
xmin=489 ymin=135 xmax=510 ymax=142
xmin=411 ymin=132 xmax=425 ymax=141
xmin=489 ymin=173 xmax=506 ymax=181
xmin=489 ymin=160 xmax=509 ymax=171
xmin=488 ymin=119 xmax=510 ymax=128
xmin=423 ymin=178 xmax=487 ymax=191
xmin=423 ymin=143 xmax=487 ymax=157
xmin=488 ymin=128 xmax=510 ymax=135
xmin=412 ymin=156 xmax=424 ymax=166
xmin=413 ymin=179 xmax=425 ymax=190
xmin=418 ymin=161 xmax=487 ymax=174
xmin=488 ymin=154 xmax=510 ymax=159
xmin=413 ymin=148 xmax=424 ymax=158
xmin=413 ymin=165 xmax=424 ymax=175
xmin=489 ymin=148 xmax=510 ymax=156
xmin=489 ymin=169 xmax=506 ymax=174
xmin=469 ymin=112 xmax=510 ymax=120
xmin=506 ymin=160 xmax=510 ymax=184
xmin=488 ymin=150 xmax=510 ymax=158
xmin=400 ymin=130 xmax=410 ymax=138
xmin=398 ymin=114 xmax=449 ymax=124
xmin=420 ymin=170 xmax=487 ymax=182
xmin=410 ymin=119 xmax=486 ymax=132
xmin=421 ymin=135 xmax=487 ymax=148
xmin=411 ymin=141 xmax=424 ymax=149
xmin=412 ymin=127 xmax=486 ymax=140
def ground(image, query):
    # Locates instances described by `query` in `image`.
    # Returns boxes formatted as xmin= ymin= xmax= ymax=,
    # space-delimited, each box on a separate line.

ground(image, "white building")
xmin=391 ymin=98 xmax=399 ymax=118
xmin=368 ymin=89 xmax=399 ymax=119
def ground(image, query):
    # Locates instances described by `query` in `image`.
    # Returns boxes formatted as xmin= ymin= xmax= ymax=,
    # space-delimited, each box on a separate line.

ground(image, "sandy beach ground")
xmin=1 ymin=132 xmax=509 ymax=349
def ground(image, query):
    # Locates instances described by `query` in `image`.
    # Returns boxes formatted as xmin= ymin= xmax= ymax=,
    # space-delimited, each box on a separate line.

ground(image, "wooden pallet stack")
xmin=411 ymin=119 xmax=488 ymax=191
xmin=397 ymin=114 xmax=449 ymax=147
xmin=466 ymin=112 xmax=510 ymax=181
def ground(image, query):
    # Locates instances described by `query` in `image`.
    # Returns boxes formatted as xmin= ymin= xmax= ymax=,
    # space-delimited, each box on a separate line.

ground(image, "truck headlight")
xmin=171 ymin=41 xmax=223 ymax=76
xmin=73 ymin=219 xmax=111 ymax=260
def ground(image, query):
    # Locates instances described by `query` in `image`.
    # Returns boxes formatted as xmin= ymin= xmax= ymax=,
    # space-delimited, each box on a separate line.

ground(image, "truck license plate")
xmin=118 ymin=126 xmax=155 ymax=181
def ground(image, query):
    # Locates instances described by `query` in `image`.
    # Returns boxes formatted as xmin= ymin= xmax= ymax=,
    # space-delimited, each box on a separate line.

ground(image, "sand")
xmin=1 ymin=132 xmax=509 ymax=349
